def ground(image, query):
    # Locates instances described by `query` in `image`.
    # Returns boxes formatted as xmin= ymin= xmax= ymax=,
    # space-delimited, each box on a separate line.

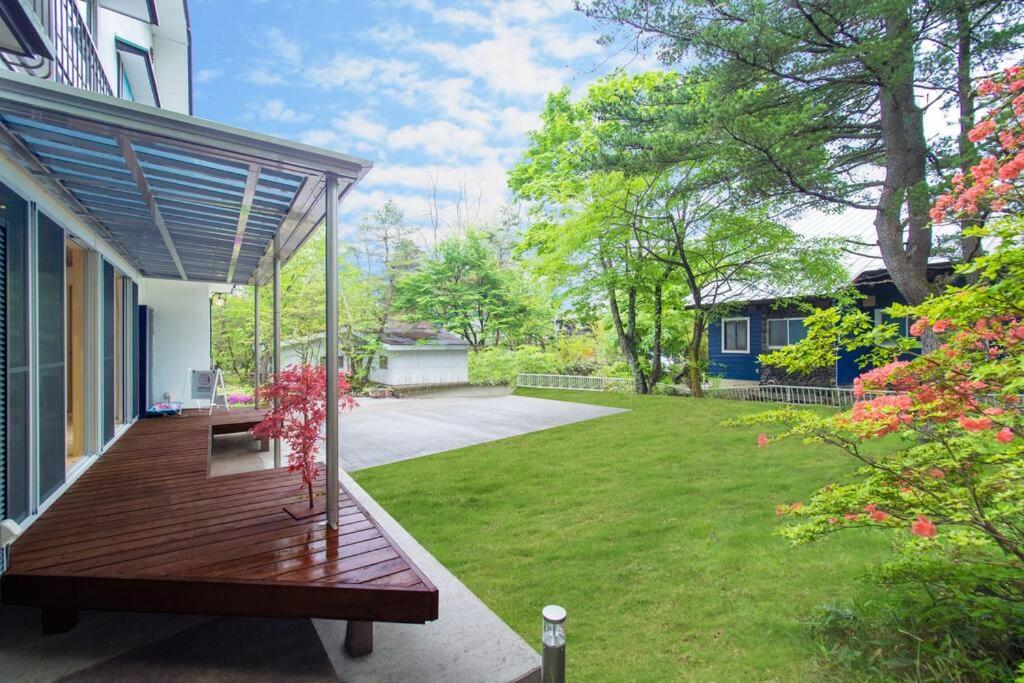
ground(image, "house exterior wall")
xmin=707 ymin=280 xmax=915 ymax=387
xmin=707 ymin=306 xmax=762 ymax=382
xmin=835 ymin=281 xmax=908 ymax=385
xmin=138 ymin=279 xmax=211 ymax=404
xmin=369 ymin=348 xmax=469 ymax=386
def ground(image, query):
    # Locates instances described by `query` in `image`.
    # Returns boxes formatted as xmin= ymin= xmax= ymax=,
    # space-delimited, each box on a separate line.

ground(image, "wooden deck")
xmin=1 ymin=410 xmax=438 ymax=630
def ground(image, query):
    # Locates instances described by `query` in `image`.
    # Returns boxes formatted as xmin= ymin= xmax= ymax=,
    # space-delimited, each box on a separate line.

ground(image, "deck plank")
xmin=1 ymin=410 xmax=439 ymax=624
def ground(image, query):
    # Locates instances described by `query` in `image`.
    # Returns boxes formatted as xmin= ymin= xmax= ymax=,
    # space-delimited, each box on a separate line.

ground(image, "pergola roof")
xmin=0 ymin=69 xmax=371 ymax=285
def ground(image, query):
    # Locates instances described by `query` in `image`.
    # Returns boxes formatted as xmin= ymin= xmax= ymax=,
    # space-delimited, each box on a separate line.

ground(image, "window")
xmin=378 ymin=355 xmax=389 ymax=370
xmin=766 ymin=318 xmax=807 ymax=349
xmin=874 ymin=309 xmax=909 ymax=346
xmin=721 ymin=318 xmax=749 ymax=353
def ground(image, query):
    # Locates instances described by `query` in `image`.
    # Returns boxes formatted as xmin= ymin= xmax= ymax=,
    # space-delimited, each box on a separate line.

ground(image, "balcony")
xmin=0 ymin=0 xmax=112 ymax=96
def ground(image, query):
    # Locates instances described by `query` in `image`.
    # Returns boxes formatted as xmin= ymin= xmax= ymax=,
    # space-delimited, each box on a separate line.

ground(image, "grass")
xmin=352 ymin=389 xmax=892 ymax=681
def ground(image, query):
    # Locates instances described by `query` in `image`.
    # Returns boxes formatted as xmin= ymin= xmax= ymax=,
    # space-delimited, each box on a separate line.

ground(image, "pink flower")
xmin=929 ymin=467 xmax=946 ymax=479
xmin=909 ymin=318 xmax=928 ymax=336
xmin=757 ymin=433 xmax=768 ymax=448
xmin=958 ymin=415 xmax=993 ymax=432
xmin=967 ymin=118 xmax=996 ymax=142
xmin=911 ymin=515 xmax=937 ymax=538
xmin=996 ymin=428 xmax=1015 ymax=443
xmin=869 ymin=509 xmax=890 ymax=522
xmin=932 ymin=319 xmax=952 ymax=333
xmin=843 ymin=513 xmax=859 ymax=521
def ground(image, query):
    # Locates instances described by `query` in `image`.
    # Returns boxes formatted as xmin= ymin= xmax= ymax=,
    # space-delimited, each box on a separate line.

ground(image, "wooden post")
xmin=345 ymin=620 xmax=373 ymax=656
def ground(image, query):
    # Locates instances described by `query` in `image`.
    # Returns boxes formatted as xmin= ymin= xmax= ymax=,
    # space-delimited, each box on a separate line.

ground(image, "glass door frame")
xmin=64 ymin=233 xmax=98 ymax=478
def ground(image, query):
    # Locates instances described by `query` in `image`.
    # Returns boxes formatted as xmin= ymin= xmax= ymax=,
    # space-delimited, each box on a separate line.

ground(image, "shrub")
xmin=733 ymin=66 xmax=1024 ymax=680
xmin=468 ymin=346 xmax=561 ymax=385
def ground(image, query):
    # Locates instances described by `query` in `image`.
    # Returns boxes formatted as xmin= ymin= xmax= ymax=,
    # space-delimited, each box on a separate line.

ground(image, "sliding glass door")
xmin=37 ymin=214 xmax=65 ymax=501
xmin=4 ymin=182 xmax=30 ymax=523
xmin=3 ymin=182 xmax=134 ymax=524
xmin=102 ymin=261 xmax=134 ymax=444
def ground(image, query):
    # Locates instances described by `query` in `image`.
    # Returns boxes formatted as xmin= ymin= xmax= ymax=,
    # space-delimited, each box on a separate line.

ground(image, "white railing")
xmin=517 ymin=373 xmax=635 ymax=393
xmin=677 ymin=383 xmax=892 ymax=408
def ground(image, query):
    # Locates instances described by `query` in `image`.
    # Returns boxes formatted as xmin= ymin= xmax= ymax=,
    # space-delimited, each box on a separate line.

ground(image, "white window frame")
xmin=766 ymin=317 xmax=807 ymax=350
xmin=720 ymin=317 xmax=751 ymax=354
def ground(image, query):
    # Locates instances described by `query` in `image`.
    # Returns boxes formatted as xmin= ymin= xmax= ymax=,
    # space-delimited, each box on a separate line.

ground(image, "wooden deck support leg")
xmin=345 ymin=620 xmax=373 ymax=657
xmin=41 ymin=607 xmax=78 ymax=634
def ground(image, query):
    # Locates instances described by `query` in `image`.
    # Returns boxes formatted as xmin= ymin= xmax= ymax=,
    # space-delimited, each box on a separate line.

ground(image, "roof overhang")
xmin=381 ymin=343 xmax=470 ymax=352
xmin=0 ymin=69 xmax=371 ymax=285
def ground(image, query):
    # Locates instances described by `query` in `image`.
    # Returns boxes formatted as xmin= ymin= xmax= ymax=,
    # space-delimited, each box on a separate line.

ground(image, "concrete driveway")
xmin=339 ymin=386 xmax=626 ymax=471
xmin=211 ymin=386 xmax=626 ymax=475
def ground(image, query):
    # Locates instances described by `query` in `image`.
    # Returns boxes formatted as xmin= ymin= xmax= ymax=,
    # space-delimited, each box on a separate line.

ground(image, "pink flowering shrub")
xmin=735 ymin=67 xmax=1024 ymax=673
xmin=227 ymin=392 xmax=253 ymax=406
xmin=252 ymin=365 xmax=357 ymax=507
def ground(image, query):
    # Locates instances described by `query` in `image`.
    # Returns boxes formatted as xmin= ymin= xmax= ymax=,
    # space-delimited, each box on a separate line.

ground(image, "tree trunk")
xmin=606 ymin=279 xmax=648 ymax=394
xmin=875 ymin=11 xmax=934 ymax=312
xmin=954 ymin=1 xmax=983 ymax=277
xmin=650 ymin=281 xmax=664 ymax=387
xmin=689 ymin=312 xmax=706 ymax=398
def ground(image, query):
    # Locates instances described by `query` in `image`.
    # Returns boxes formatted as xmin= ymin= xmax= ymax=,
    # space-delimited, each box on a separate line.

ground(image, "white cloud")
xmin=333 ymin=112 xmax=389 ymax=141
xmin=245 ymin=67 xmax=286 ymax=86
xmin=298 ymin=129 xmax=339 ymax=147
xmin=259 ymin=99 xmax=310 ymax=123
xmin=387 ymin=120 xmax=489 ymax=158
xmin=413 ymin=27 xmax=566 ymax=96
xmin=266 ymin=27 xmax=302 ymax=66
xmin=195 ymin=68 xmax=222 ymax=84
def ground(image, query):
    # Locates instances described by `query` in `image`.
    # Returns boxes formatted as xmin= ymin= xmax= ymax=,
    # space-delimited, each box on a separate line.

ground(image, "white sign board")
xmin=190 ymin=370 xmax=217 ymax=400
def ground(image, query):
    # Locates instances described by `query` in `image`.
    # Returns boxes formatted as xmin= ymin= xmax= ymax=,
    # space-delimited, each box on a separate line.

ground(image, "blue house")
xmin=707 ymin=264 xmax=952 ymax=387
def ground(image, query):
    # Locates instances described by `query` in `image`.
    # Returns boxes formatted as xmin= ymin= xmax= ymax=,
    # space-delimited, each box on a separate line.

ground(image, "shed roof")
xmin=0 ymin=69 xmax=371 ymax=285
xmin=381 ymin=322 xmax=469 ymax=348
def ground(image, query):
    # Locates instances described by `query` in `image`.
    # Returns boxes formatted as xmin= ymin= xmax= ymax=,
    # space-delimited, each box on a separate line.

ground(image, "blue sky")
xmin=190 ymin=0 xmax=647 ymax=236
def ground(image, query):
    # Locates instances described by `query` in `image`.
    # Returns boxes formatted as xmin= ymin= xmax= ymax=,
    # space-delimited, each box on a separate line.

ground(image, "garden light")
xmin=541 ymin=604 xmax=566 ymax=683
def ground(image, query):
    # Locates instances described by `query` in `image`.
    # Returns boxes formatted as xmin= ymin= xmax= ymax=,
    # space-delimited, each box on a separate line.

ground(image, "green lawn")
xmin=353 ymin=389 xmax=890 ymax=681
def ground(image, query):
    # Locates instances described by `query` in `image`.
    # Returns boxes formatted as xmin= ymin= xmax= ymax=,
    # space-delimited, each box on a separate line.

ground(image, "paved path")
xmin=339 ymin=387 xmax=626 ymax=471
xmin=210 ymin=387 xmax=626 ymax=475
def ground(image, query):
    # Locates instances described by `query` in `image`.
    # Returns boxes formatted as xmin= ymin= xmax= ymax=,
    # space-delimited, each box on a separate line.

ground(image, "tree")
xmin=578 ymin=0 xmax=1024 ymax=310
xmin=735 ymin=67 xmax=1024 ymax=678
xmin=252 ymin=365 xmax=357 ymax=508
xmin=393 ymin=229 xmax=553 ymax=348
xmin=356 ymin=199 xmax=418 ymax=335
xmin=511 ymin=75 xmax=845 ymax=393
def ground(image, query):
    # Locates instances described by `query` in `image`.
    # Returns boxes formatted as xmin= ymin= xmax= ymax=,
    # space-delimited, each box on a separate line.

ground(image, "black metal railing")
xmin=0 ymin=0 xmax=113 ymax=96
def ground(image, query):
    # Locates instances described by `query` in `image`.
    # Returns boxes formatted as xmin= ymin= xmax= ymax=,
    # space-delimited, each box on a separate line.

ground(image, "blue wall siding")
xmin=708 ymin=309 xmax=762 ymax=381
xmin=836 ymin=281 xmax=908 ymax=385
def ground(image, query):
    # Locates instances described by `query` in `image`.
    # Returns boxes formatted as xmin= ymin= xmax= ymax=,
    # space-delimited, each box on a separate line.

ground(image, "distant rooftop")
xmin=382 ymin=322 xmax=468 ymax=347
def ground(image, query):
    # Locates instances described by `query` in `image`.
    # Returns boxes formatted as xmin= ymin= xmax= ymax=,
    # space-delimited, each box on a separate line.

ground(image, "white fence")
xmin=681 ymin=383 xmax=892 ymax=408
xmin=517 ymin=373 xmax=892 ymax=408
xmin=517 ymin=373 xmax=635 ymax=392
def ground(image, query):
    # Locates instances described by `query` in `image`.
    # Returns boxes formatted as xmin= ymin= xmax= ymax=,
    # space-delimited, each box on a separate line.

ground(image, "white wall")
xmin=140 ymin=279 xmax=211 ymax=403
xmin=90 ymin=2 xmax=191 ymax=114
xmin=370 ymin=348 xmax=469 ymax=386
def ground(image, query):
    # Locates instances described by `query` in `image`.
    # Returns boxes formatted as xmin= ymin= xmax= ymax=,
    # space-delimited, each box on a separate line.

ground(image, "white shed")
xmin=369 ymin=322 xmax=470 ymax=386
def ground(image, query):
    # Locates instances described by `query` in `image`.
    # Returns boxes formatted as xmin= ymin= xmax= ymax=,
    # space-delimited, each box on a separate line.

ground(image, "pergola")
xmin=0 ymin=69 xmax=370 ymax=529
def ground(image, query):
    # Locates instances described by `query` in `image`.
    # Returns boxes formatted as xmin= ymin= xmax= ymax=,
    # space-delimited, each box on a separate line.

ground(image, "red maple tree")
xmin=251 ymin=365 xmax=357 ymax=507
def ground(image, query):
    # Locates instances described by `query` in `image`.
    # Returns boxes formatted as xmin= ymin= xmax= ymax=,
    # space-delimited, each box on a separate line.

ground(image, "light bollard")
xmin=541 ymin=605 xmax=566 ymax=683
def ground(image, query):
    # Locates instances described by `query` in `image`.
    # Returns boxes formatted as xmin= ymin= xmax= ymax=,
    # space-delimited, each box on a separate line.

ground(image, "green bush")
xmin=468 ymin=346 xmax=561 ymax=385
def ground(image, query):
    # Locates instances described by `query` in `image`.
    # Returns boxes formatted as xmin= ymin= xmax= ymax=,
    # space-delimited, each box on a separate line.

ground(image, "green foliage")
xmin=467 ymin=346 xmax=560 ymax=385
xmin=393 ymin=229 xmax=554 ymax=348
